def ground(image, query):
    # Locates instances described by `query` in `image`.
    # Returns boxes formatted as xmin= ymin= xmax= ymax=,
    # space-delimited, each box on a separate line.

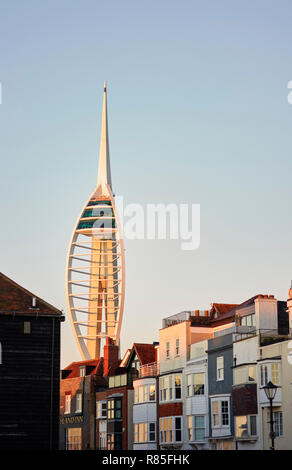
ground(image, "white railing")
xmin=139 ymin=362 xmax=159 ymax=378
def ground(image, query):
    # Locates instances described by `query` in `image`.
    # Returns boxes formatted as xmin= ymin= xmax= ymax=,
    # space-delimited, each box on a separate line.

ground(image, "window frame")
xmin=134 ymin=383 xmax=156 ymax=404
xmin=159 ymin=416 xmax=182 ymax=444
xmin=75 ymin=392 xmax=82 ymax=413
xmin=235 ymin=415 xmax=258 ymax=439
xmin=134 ymin=422 xmax=156 ymax=443
xmin=64 ymin=393 xmax=72 ymax=414
xmin=216 ymin=356 xmax=224 ymax=381
xmin=211 ymin=397 xmax=230 ymax=429
xmin=187 ymin=415 xmax=205 ymax=442
xmin=96 ymin=400 xmax=107 ymax=419
xmin=159 ymin=373 xmax=182 ymax=403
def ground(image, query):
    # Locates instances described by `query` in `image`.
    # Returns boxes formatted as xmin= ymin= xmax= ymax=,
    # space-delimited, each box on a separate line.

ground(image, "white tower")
xmin=66 ymin=83 xmax=125 ymax=360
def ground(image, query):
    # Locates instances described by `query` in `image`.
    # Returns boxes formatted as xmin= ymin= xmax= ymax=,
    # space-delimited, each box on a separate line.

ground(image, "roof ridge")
xmin=0 ymin=271 xmax=62 ymax=315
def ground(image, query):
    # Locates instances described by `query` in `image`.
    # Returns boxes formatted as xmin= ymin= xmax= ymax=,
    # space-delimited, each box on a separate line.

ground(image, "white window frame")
xmin=273 ymin=411 xmax=283 ymax=437
xmin=234 ymin=365 xmax=256 ymax=385
xmin=187 ymin=415 xmax=205 ymax=442
xmin=187 ymin=372 xmax=205 ymax=396
xmin=134 ymin=384 xmax=156 ymax=404
xmin=65 ymin=393 xmax=71 ymax=414
xmin=96 ymin=400 xmax=107 ymax=419
xmin=211 ymin=397 xmax=230 ymax=429
xmin=159 ymin=374 xmax=182 ymax=403
xmin=260 ymin=361 xmax=281 ymax=387
xmin=75 ymin=392 xmax=82 ymax=413
xmin=159 ymin=416 xmax=182 ymax=444
xmin=235 ymin=415 xmax=257 ymax=439
xmin=134 ymin=422 xmax=156 ymax=443
xmin=216 ymin=356 xmax=224 ymax=381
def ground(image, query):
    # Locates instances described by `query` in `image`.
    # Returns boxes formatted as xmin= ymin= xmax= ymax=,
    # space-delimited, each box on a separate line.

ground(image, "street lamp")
xmin=262 ymin=381 xmax=278 ymax=450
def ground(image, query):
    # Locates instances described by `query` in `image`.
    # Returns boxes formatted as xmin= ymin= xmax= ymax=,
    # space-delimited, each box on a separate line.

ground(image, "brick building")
xmin=59 ymin=358 xmax=107 ymax=449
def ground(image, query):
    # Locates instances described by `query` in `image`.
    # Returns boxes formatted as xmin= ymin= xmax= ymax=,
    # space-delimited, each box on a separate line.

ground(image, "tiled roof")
xmin=133 ymin=343 xmax=156 ymax=365
xmin=0 ymin=272 xmax=63 ymax=317
xmin=209 ymin=303 xmax=239 ymax=323
xmin=62 ymin=358 xmax=103 ymax=379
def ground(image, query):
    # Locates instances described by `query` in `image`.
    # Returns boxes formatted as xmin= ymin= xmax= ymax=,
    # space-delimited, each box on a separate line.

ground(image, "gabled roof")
xmin=209 ymin=302 xmax=239 ymax=324
xmin=62 ymin=358 xmax=103 ymax=379
xmin=132 ymin=343 xmax=156 ymax=366
xmin=0 ymin=272 xmax=63 ymax=317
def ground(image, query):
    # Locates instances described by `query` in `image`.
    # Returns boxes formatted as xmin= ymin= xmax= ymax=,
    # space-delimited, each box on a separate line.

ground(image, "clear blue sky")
xmin=1 ymin=1 xmax=292 ymax=367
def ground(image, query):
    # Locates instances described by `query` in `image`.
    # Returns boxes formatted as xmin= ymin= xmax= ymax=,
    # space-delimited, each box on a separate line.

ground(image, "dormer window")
xmin=79 ymin=366 xmax=86 ymax=377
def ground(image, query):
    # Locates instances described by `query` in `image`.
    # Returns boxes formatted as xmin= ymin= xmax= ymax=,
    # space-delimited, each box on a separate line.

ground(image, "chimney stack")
xmin=103 ymin=337 xmax=119 ymax=377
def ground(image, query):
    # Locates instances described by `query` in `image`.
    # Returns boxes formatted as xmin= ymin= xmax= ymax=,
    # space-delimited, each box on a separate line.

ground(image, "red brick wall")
xmin=232 ymin=383 xmax=258 ymax=416
xmin=158 ymin=402 xmax=183 ymax=417
xmin=60 ymin=377 xmax=82 ymax=414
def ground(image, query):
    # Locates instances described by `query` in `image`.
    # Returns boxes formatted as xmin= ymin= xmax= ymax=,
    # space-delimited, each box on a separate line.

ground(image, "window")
xmin=109 ymin=374 xmax=127 ymax=388
xmin=187 ymin=373 xmax=205 ymax=396
xmin=66 ymin=427 xmax=82 ymax=450
xmin=212 ymin=401 xmax=219 ymax=427
xmin=194 ymin=373 xmax=204 ymax=395
xmin=75 ymin=393 xmax=82 ymax=413
xmin=260 ymin=364 xmax=268 ymax=386
xmin=240 ymin=314 xmax=255 ymax=327
xmin=187 ymin=415 xmax=205 ymax=441
xmin=149 ymin=422 xmax=156 ymax=441
xmin=216 ymin=357 xmax=224 ymax=381
xmin=149 ymin=384 xmax=155 ymax=401
xmin=175 ymin=339 xmax=180 ymax=356
xmin=134 ymin=384 xmax=156 ymax=403
xmin=107 ymin=400 xmax=114 ymax=419
xmin=273 ymin=411 xmax=283 ymax=437
xmin=160 ymin=416 xmax=182 ymax=444
xmin=235 ymin=415 xmax=257 ymax=438
xmin=211 ymin=398 xmax=230 ymax=428
xmin=175 ymin=375 xmax=181 ymax=399
xmin=221 ymin=401 xmax=229 ymax=425
xmin=107 ymin=399 xmax=122 ymax=419
xmin=234 ymin=365 xmax=256 ymax=385
xmin=24 ymin=321 xmax=31 ymax=334
xmin=65 ymin=394 xmax=71 ymax=414
xmin=79 ymin=366 xmax=86 ymax=377
xmin=99 ymin=431 xmax=107 ymax=449
xmin=260 ymin=362 xmax=280 ymax=387
xmin=271 ymin=363 xmax=280 ymax=385
xmin=134 ymin=422 xmax=155 ymax=443
xmin=166 ymin=342 xmax=170 ymax=358
xmin=159 ymin=374 xmax=182 ymax=402
xmin=96 ymin=401 xmax=107 ymax=418
xmin=107 ymin=433 xmax=114 ymax=450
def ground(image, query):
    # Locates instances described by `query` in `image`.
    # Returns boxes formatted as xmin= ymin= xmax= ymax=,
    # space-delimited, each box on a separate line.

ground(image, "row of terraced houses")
xmin=60 ymin=284 xmax=292 ymax=451
xmin=1 ymin=270 xmax=292 ymax=450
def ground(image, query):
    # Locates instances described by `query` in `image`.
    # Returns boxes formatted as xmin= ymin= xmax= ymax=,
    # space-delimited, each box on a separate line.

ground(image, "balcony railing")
xmin=139 ymin=362 xmax=159 ymax=378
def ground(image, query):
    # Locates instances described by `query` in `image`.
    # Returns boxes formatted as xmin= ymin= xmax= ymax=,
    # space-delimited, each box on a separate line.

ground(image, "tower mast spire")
xmin=97 ymin=81 xmax=112 ymax=193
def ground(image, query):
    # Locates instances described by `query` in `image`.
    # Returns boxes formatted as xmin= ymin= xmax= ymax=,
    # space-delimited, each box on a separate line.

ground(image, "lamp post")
xmin=262 ymin=381 xmax=278 ymax=450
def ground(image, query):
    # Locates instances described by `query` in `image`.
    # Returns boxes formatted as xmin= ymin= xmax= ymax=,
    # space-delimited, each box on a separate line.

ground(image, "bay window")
xmin=235 ymin=415 xmax=257 ymax=438
xmin=211 ymin=397 xmax=230 ymax=428
xmin=159 ymin=373 xmax=182 ymax=402
xmin=160 ymin=416 xmax=182 ymax=444
xmin=187 ymin=415 xmax=205 ymax=441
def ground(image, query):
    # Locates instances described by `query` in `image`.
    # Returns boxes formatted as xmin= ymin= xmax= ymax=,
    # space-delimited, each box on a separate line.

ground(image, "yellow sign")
xmin=60 ymin=415 xmax=83 ymax=425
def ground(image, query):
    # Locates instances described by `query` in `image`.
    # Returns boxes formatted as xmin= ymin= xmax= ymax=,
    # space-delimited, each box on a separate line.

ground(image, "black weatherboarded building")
xmin=0 ymin=272 xmax=64 ymax=449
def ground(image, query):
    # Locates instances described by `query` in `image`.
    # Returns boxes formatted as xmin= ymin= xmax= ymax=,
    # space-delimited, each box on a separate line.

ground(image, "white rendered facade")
xmin=66 ymin=84 xmax=125 ymax=360
xmin=133 ymin=377 xmax=157 ymax=450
